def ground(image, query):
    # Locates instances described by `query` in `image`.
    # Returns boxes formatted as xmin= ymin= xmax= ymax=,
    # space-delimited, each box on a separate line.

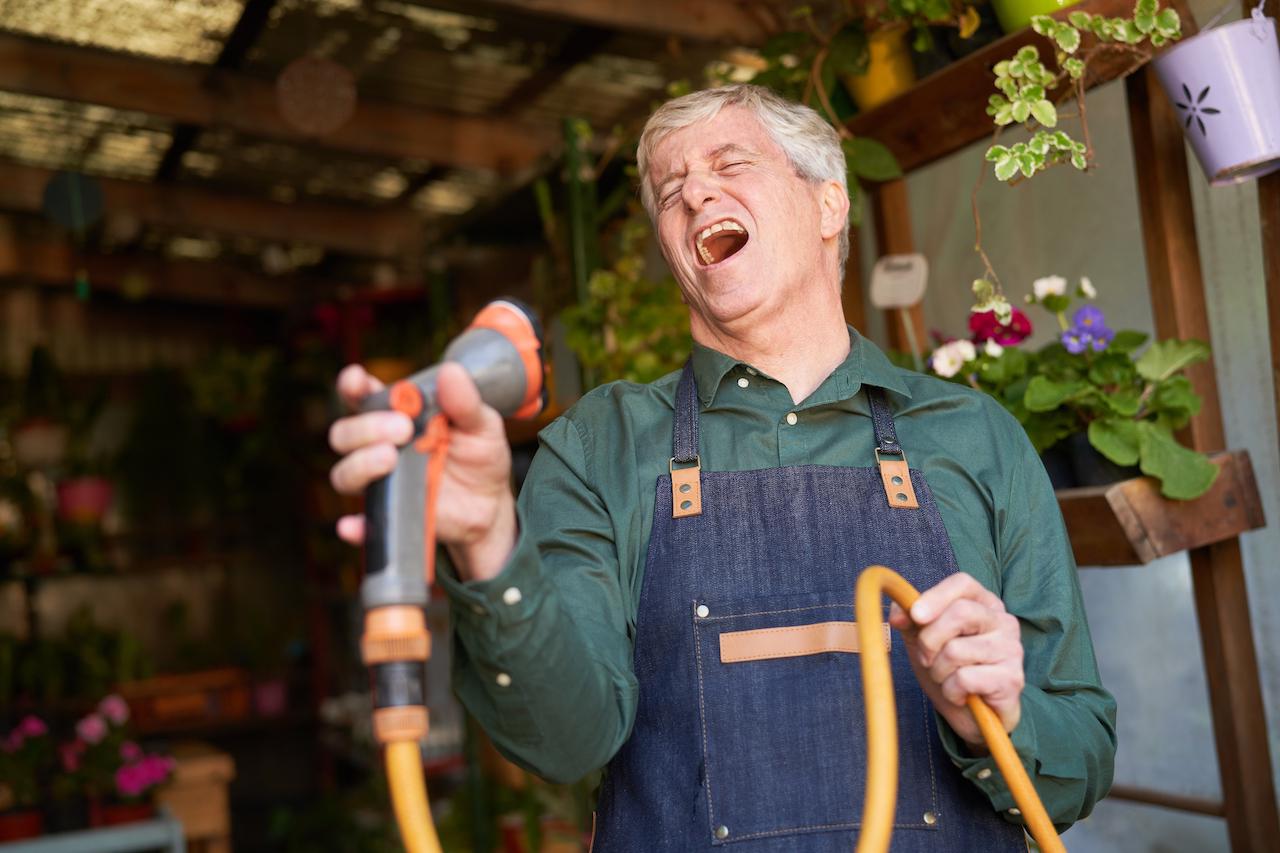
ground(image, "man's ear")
xmin=819 ymin=180 xmax=851 ymax=241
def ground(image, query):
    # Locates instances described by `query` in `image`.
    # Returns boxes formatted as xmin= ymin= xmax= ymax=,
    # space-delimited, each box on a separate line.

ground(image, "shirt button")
xmin=923 ymin=811 xmax=937 ymax=825
xmin=1008 ymin=807 xmax=1021 ymax=816
xmin=502 ymin=587 xmax=522 ymax=606
xmin=785 ymin=412 xmax=798 ymax=425
xmin=496 ymin=672 xmax=512 ymax=687
xmin=737 ymin=377 xmax=749 ymax=388
xmin=977 ymin=768 xmax=993 ymax=781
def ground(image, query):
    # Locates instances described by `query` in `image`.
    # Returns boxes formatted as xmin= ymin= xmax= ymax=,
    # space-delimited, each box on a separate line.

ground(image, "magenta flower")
xmin=98 ymin=694 xmax=130 ymax=725
xmin=120 ymin=741 xmax=143 ymax=762
xmin=18 ymin=716 xmax=48 ymax=738
xmin=76 ymin=713 xmax=108 ymax=745
xmin=969 ymin=307 xmax=1033 ymax=345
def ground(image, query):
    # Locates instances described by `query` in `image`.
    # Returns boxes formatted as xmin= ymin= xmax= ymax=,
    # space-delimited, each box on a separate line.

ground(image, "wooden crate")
xmin=156 ymin=741 xmax=235 ymax=853
xmin=118 ymin=668 xmax=251 ymax=734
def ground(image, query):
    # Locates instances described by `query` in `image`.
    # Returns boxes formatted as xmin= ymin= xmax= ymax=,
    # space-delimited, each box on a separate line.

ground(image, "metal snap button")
xmin=714 ymin=825 xmax=729 ymax=840
xmin=495 ymin=672 xmax=512 ymax=687
xmin=696 ymin=604 xmax=710 ymax=618
xmin=737 ymin=377 xmax=749 ymax=388
xmin=977 ymin=767 xmax=993 ymax=781
xmin=1008 ymin=807 xmax=1021 ymax=816
xmin=502 ymin=587 xmax=522 ymax=606
xmin=923 ymin=811 xmax=937 ymax=825
xmin=785 ymin=412 xmax=798 ymax=425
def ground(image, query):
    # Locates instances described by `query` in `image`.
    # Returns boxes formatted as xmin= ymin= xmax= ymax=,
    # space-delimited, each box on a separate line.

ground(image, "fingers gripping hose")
xmin=854 ymin=566 xmax=1066 ymax=853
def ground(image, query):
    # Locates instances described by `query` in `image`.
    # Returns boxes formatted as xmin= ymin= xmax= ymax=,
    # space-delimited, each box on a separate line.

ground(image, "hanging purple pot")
xmin=1152 ymin=13 xmax=1280 ymax=185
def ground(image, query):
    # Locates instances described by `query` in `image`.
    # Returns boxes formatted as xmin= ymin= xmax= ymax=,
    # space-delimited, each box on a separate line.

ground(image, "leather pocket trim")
xmin=719 ymin=621 xmax=890 ymax=663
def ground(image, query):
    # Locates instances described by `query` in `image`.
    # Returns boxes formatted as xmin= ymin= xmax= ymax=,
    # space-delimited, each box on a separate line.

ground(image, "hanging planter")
xmin=1152 ymin=7 xmax=1280 ymax=185
xmin=990 ymin=0 xmax=1084 ymax=34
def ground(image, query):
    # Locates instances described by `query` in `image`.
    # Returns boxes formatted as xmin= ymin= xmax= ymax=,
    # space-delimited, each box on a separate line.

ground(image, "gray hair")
xmin=636 ymin=84 xmax=850 ymax=269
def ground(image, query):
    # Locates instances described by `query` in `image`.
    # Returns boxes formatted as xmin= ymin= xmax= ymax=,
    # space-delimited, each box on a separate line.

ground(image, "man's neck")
xmin=692 ymin=295 xmax=851 ymax=405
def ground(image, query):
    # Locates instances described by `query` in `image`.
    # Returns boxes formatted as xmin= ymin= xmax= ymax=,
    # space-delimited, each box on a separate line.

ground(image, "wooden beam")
xmin=0 ymin=161 xmax=421 ymax=258
xmin=476 ymin=0 xmax=773 ymax=43
xmin=1127 ymin=64 xmax=1280 ymax=852
xmin=0 ymin=231 xmax=314 ymax=308
xmin=1253 ymin=1 xmax=1280 ymax=477
xmin=0 ymin=33 xmax=552 ymax=174
xmin=869 ymin=180 xmax=926 ymax=357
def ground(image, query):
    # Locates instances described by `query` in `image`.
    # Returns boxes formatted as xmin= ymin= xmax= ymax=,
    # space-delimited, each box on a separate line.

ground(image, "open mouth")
xmin=694 ymin=219 xmax=750 ymax=267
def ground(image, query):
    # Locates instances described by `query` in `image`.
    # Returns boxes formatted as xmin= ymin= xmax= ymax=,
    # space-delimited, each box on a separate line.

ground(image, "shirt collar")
xmin=689 ymin=326 xmax=912 ymax=408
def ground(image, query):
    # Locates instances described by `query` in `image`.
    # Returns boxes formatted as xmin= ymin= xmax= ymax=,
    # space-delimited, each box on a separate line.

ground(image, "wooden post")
xmin=1127 ymin=65 xmax=1280 ymax=852
xmin=1253 ymin=1 xmax=1280 ymax=464
xmin=843 ymin=228 xmax=867 ymax=333
xmin=869 ymin=180 xmax=927 ymax=355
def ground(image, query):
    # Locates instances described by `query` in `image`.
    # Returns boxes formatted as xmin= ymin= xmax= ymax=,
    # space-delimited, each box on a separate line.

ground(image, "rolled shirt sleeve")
xmin=933 ymin=426 xmax=1118 ymax=829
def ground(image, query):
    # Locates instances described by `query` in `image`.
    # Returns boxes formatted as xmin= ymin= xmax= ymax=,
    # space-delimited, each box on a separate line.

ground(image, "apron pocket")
xmin=692 ymin=589 xmax=941 ymax=845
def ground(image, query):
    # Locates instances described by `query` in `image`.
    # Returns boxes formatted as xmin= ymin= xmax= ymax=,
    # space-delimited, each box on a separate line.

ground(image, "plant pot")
xmin=989 ymin=0 xmax=1083 ymax=34
xmin=1066 ymin=432 xmax=1139 ymax=487
xmin=1152 ymin=14 xmax=1280 ymax=185
xmin=56 ymin=476 xmax=115 ymax=524
xmin=1039 ymin=441 xmax=1077 ymax=490
xmin=0 ymin=809 xmax=44 ymax=840
xmin=89 ymin=798 xmax=154 ymax=827
xmin=842 ymin=26 xmax=917 ymax=111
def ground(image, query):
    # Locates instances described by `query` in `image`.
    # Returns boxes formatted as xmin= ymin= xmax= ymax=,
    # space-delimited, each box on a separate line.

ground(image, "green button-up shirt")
xmin=439 ymin=328 xmax=1116 ymax=830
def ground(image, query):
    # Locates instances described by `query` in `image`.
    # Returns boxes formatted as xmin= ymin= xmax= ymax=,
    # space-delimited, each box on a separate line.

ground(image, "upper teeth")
xmin=696 ymin=221 xmax=746 ymax=264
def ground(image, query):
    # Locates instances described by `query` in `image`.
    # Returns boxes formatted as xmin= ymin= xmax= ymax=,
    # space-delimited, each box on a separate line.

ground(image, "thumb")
xmin=436 ymin=362 xmax=499 ymax=434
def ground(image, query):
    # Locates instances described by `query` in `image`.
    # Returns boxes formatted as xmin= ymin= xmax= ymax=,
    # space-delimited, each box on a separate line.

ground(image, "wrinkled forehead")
xmin=647 ymin=106 xmax=780 ymax=185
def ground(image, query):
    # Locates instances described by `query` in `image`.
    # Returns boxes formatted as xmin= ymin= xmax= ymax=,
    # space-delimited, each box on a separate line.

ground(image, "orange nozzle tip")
xmin=470 ymin=300 xmax=544 ymax=418
xmin=390 ymin=380 xmax=423 ymax=418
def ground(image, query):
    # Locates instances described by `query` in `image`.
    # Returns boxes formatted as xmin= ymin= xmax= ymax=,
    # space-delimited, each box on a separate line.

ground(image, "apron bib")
xmin=593 ymin=363 xmax=1027 ymax=852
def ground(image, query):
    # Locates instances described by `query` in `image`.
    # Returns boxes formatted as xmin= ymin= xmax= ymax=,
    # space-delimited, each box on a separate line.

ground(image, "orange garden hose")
xmin=855 ymin=566 xmax=1066 ymax=853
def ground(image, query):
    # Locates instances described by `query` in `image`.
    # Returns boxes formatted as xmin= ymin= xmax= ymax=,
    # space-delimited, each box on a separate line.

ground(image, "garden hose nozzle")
xmin=357 ymin=299 xmax=545 ymax=853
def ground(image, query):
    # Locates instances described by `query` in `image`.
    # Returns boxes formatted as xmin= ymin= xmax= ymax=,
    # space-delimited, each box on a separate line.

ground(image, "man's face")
xmin=648 ymin=106 xmax=840 ymax=335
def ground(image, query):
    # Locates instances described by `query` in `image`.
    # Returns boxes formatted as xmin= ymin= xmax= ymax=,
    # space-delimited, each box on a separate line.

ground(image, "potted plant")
xmin=990 ymin=0 xmax=1083 ymax=34
xmin=930 ymin=277 xmax=1219 ymax=499
xmin=62 ymin=695 xmax=175 ymax=826
xmin=56 ymin=386 xmax=114 ymax=528
xmin=1151 ymin=2 xmax=1280 ymax=185
xmin=0 ymin=715 xmax=54 ymax=840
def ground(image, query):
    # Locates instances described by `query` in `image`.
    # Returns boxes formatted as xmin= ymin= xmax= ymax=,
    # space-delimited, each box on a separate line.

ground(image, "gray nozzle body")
xmin=359 ymin=320 xmax=537 ymax=612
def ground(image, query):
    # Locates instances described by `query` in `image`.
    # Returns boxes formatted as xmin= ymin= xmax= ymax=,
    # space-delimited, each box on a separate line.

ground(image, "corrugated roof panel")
xmin=0 ymin=0 xmax=247 ymax=62
xmin=0 ymin=91 xmax=172 ymax=179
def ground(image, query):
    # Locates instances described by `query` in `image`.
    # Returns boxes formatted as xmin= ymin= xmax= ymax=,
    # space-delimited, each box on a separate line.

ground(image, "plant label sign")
xmin=870 ymin=253 xmax=928 ymax=309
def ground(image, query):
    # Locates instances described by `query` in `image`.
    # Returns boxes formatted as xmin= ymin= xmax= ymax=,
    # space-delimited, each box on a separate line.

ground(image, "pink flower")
xmin=98 ymin=694 xmax=130 ymax=725
xmin=18 ymin=716 xmax=48 ymax=738
xmin=76 ymin=713 xmax=108 ymax=745
xmin=969 ymin=307 xmax=1033 ymax=345
xmin=116 ymin=763 xmax=146 ymax=798
xmin=60 ymin=741 xmax=83 ymax=772
xmin=120 ymin=741 xmax=143 ymax=762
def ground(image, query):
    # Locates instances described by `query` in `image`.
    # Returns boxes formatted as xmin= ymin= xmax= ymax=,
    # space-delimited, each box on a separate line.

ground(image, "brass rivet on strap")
xmin=671 ymin=456 xmax=703 ymax=518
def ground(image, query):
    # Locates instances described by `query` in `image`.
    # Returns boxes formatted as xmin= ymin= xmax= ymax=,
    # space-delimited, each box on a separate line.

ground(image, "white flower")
xmin=984 ymin=340 xmax=1005 ymax=357
xmin=1033 ymin=275 xmax=1068 ymax=300
xmin=931 ymin=340 xmax=977 ymax=378
xmin=1080 ymin=276 xmax=1096 ymax=298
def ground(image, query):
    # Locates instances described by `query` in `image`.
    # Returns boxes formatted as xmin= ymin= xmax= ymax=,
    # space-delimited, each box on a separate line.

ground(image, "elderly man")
xmin=329 ymin=84 xmax=1115 ymax=851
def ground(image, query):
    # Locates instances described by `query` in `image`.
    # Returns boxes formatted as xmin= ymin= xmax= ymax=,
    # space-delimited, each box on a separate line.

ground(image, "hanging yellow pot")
xmin=842 ymin=26 xmax=917 ymax=112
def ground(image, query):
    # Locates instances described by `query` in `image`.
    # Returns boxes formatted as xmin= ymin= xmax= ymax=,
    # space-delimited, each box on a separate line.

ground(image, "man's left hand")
xmin=888 ymin=572 xmax=1024 ymax=749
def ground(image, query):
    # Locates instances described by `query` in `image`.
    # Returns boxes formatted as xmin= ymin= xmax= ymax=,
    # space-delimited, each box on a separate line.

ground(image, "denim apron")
xmin=592 ymin=364 xmax=1027 ymax=852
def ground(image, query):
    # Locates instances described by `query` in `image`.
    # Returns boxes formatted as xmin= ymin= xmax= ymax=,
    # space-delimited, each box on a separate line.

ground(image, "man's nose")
xmin=682 ymin=172 xmax=720 ymax=211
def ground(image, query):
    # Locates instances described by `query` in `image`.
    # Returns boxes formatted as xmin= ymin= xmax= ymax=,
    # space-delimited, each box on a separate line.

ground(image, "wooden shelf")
xmin=1059 ymin=450 xmax=1265 ymax=566
xmin=845 ymin=0 xmax=1193 ymax=173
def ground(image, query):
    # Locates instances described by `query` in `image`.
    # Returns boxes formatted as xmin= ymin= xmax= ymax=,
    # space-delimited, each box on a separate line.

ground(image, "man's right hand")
xmin=327 ymin=362 xmax=519 ymax=582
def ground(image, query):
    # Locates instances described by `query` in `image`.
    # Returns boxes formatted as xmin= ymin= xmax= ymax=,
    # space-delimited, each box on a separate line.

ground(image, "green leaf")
xmin=1102 ymin=389 xmax=1142 ymax=417
xmin=1064 ymin=57 xmax=1085 ymax=79
xmin=1152 ymin=375 xmax=1202 ymax=418
xmin=1016 ymin=45 xmax=1039 ymax=63
xmin=1135 ymin=0 xmax=1158 ymax=17
xmin=986 ymin=144 xmax=1009 ymax=161
xmin=844 ymin=137 xmax=903 ymax=181
xmin=1031 ymin=15 xmax=1055 ymax=35
xmin=761 ymin=31 xmax=808 ymax=59
xmin=1024 ymin=376 xmax=1088 ymax=412
xmin=1156 ymin=8 xmax=1181 ymax=36
xmin=1088 ymin=352 xmax=1135 ymax=385
xmin=1054 ymin=26 xmax=1081 ymax=53
xmin=1031 ymin=99 xmax=1058 ymax=127
xmin=1135 ymin=339 xmax=1210 ymax=381
xmin=994 ymin=156 xmax=1018 ymax=181
xmin=1089 ymin=418 xmax=1140 ymax=465
xmin=1012 ymin=100 xmax=1032 ymax=123
xmin=994 ymin=105 xmax=1015 ymax=125
xmin=1134 ymin=11 xmax=1156 ymax=33
xmin=1068 ymin=11 xmax=1092 ymax=28
xmin=1017 ymin=152 xmax=1039 ymax=176
xmin=1122 ymin=20 xmax=1144 ymax=43
xmin=1071 ymin=151 xmax=1088 ymax=170
xmin=1136 ymin=421 xmax=1220 ymax=499
xmin=1109 ymin=330 xmax=1149 ymax=353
